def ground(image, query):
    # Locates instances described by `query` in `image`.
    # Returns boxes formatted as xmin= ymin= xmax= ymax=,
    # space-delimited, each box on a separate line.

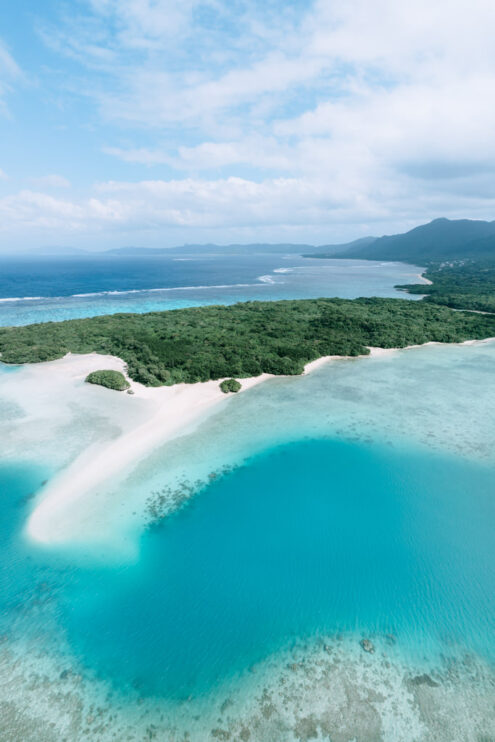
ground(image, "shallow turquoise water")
xmin=0 ymin=463 xmax=54 ymax=632
xmin=2 ymin=438 xmax=494 ymax=702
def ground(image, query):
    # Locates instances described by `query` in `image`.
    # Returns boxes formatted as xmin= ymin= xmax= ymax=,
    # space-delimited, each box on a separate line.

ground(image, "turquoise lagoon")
xmin=0 ymin=344 xmax=494 ymax=741
xmin=61 ymin=442 xmax=495 ymax=691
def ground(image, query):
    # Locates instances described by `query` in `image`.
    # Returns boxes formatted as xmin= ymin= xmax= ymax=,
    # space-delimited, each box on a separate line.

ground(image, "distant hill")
xmin=324 ymin=218 xmax=495 ymax=262
xmin=106 ymin=243 xmax=317 ymax=256
xmin=308 ymin=236 xmax=377 ymax=256
xmin=105 ymin=237 xmax=376 ymax=257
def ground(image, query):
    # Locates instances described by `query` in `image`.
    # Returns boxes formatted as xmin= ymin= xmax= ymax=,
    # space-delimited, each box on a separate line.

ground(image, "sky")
xmin=0 ymin=0 xmax=495 ymax=251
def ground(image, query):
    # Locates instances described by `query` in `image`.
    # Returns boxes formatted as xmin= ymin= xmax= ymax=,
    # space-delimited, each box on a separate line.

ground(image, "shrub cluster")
xmin=85 ymin=369 xmax=130 ymax=391
xmin=219 ymin=378 xmax=242 ymax=393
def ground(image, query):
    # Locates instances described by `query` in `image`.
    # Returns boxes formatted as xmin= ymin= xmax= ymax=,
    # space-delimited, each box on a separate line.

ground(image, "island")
xmin=1 ymin=296 xmax=494 ymax=387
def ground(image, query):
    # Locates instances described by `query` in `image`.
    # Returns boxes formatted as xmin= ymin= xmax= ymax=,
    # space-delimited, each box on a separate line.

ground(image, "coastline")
xmin=2 ymin=345 xmax=495 ymax=742
xmin=22 ymin=353 xmax=271 ymax=547
xmin=20 ymin=337 xmax=495 ymax=548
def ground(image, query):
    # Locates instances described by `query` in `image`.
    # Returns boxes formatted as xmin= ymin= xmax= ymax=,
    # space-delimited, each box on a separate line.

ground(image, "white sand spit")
xmin=22 ymin=338 xmax=495 ymax=548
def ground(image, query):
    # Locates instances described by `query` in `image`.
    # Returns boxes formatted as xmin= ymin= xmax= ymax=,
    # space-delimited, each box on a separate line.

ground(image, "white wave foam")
xmin=273 ymin=267 xmax=295 ymax=274
xmin=0 ymin=283 xmax=263 ymax=304
xmin=257 ymin=275 xmax=276 ymax=284
xmin=0 ymin=296 xmax=44 ymax=303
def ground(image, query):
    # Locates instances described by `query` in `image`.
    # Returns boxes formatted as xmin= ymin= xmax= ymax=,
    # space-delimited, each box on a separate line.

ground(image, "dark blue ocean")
xmin=0 ymin=253 xmax=424 ymax=325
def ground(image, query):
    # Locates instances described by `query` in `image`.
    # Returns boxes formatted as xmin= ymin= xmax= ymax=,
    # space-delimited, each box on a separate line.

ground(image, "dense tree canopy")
xmin=1 ymin=296 xmax=494 ymax=387
xmin=220 ymin=378 xmax=242 ymax=393
xmin=397 ymin=260 xmax=495 ymax=313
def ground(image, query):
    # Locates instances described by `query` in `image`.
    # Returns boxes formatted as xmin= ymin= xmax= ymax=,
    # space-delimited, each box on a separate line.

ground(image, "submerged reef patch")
xmin=1 ymin=633 xmax=494 ymax=742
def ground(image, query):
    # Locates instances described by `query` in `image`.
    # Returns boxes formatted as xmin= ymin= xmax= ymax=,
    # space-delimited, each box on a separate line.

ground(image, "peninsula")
xmin=1 ymin=296 xmax=494 ymax=386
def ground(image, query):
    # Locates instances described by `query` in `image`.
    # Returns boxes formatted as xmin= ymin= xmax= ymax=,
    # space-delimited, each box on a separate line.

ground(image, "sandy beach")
xmin=8 ymin=337 xmax=492 ymax=548
xmin=21 ymin=353 xmax=271 ymax=547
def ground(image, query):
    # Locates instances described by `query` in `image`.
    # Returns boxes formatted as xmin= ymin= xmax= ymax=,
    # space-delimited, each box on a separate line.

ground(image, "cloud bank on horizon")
xmin=0 ymin=0 xmax=494 ymax=250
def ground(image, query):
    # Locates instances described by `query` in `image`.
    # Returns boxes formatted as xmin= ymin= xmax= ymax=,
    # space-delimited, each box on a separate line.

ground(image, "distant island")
xmin=13 ymin=216 xmax=495 ymax=263
xmin=104 ymin=218 xmax=495 ymax=260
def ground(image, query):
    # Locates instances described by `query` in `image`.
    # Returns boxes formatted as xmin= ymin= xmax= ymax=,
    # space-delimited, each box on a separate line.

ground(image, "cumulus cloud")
xmin=1 ymin=171 xmax=493 ymax=246
xmin=4 ymin=0 xmax=495 ymax=245
xmin=96 ymin=1 xmax=495 ymax=187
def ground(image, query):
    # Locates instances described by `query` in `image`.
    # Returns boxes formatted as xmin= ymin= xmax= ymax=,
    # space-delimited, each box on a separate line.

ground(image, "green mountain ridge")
xmin=325 ymin=218 xmax=495 ymax=262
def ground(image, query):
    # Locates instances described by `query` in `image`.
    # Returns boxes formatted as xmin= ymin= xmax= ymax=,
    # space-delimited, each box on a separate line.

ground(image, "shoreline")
xmin=23 ymin=353 xmax=271 ymax=547
xmin=22 ymin=337 xmax=495 ymax=547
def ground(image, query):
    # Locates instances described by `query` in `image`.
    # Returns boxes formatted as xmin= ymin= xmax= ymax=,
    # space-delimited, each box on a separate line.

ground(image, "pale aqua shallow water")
xmin=0 ymin=325 xmax=494 ymax=736
xmin=59 ymin=441 xmax=495 ymax=697
xmin=1 ymin=437 xmax=494 ymax=701
xmin=1 ymin=344 xmax=494 ymax=722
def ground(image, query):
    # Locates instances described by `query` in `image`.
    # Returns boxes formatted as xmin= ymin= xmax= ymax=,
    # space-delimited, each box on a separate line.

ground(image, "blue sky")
xmin=1 ymin=0 xmax=495 ymax=251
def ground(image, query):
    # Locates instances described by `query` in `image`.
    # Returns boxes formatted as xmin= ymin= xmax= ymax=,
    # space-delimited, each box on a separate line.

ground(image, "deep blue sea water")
xmin=0 ymin=254 xmax=424 ymax=325
xmin=0 ymin=254 xmax=288 ymax=298
xmin=2 ymin=440 xmax=494 ymax=702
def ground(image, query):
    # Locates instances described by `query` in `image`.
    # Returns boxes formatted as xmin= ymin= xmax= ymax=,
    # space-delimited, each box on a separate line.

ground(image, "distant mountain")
xmin=328 ymin=218 xmax=495 ymax=262
xmin=105 ymin=237 xmax=377 ymax=257
xmin=107 ymin=243 xmax=317 ymax=256
xmin=313 ymin=236 xmax=377 ymax=256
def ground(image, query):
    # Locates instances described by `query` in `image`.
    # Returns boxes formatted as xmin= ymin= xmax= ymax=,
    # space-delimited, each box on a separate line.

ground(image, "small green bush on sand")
xmin=220 ymin=378 xmax=242 ymax=393
xmin=85 ymin=369 xmax=130 ymax=391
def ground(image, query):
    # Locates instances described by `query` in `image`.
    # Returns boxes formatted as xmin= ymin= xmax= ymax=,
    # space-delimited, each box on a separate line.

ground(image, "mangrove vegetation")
xmin=1 ymin=296 xmax=494 ymax=386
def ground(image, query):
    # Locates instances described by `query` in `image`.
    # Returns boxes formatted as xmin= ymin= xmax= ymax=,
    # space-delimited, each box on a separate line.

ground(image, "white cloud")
xmin=7 ymin=0 xmax=495 ymax=246
xmin=29 ymin=174 xmax=71 ymax=189
xmin=105 ymin=137 xmax=292 ymax=171
xmin=94 ymin=0 xmax=495 ymax=182
xmin=0 ymin=190 xmax=84 ymax=230
xmin=0 ymin=168 xmax=8 ymax=180
xmin=1 ymin=170 xmax=494 ymax=246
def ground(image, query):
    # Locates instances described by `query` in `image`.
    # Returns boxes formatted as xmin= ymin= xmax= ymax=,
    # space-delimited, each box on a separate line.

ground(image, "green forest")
xmin=1 ymin=296 xmax=494 ymax=386
xmin=397 ymin=260 xmax=495 ymax=313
